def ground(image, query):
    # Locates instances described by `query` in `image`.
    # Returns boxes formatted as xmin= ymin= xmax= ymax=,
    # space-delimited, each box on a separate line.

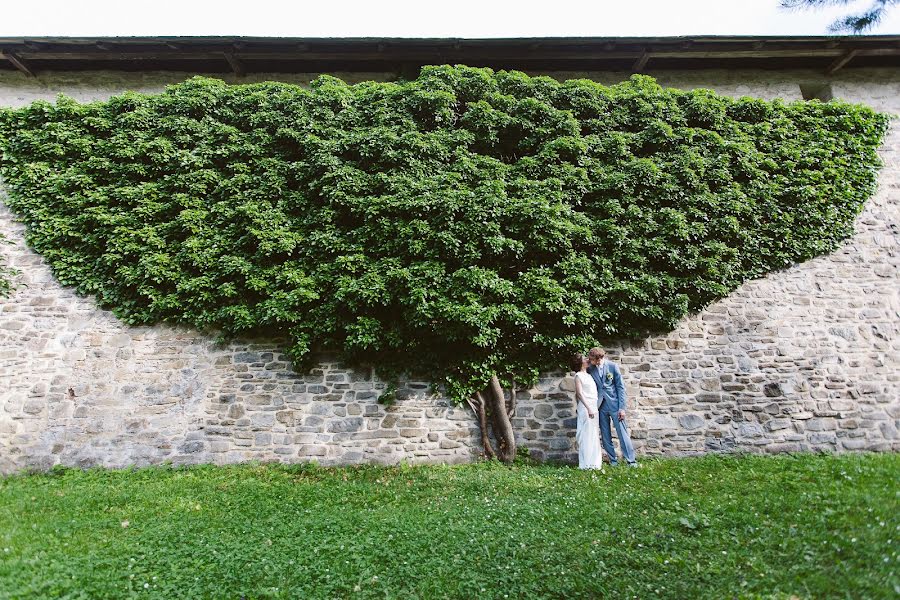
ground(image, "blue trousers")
xmin=598 ymin=406 xmax=636 ymax=465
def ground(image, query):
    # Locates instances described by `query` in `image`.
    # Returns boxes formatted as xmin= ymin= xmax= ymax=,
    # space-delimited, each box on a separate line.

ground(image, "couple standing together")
xmin=571 ymin=347 xmax=637 ymax=470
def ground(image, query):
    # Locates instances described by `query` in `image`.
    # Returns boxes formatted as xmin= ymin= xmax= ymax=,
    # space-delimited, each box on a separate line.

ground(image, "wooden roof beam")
xmin=825 ymin=49 xmax=859 ymax=75
xmin=2 ymin=51 xmax=35 ymax=77
xmin=632 ymin=50 xmax=650 ymax=72
xmin=223 ymin=49 xmax=245 ymax=76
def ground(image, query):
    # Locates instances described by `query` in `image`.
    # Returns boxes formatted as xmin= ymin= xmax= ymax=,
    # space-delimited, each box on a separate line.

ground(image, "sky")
xmin=1 ymin=0 xmax=899 ymax=37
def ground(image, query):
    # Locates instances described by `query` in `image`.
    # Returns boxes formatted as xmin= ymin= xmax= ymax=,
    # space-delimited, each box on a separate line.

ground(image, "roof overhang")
xmin=1 ymin=35 xmax=899 ymax=78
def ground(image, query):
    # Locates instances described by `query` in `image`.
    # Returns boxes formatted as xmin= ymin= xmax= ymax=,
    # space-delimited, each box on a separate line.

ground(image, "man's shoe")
xmin=628 ymin=462 xmax=640 ymax=468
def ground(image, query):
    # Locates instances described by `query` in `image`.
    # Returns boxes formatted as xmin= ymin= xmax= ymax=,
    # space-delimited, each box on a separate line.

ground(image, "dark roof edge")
xmin=2 ymin=34 xmax=900 ymax=41
xmin=1 ymin=35 xmax=899 ymax=77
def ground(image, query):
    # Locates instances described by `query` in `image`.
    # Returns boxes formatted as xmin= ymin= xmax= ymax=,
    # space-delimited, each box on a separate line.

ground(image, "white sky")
xmin=1 ymin=0 xmax=899 ymax=37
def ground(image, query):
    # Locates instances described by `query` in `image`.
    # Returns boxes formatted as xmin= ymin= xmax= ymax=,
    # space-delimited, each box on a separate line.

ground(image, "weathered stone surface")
xmin=678 ymin=414 xmax=706 ymax=431
xmin=646 ymin=415 xmax=679 ymax=430
xmin=534 ymin=404 xmax=555 ymax=419
xmin=0 ymin=67 xmax=898 ymax=473
xmin=763 ymin=383 xmax=783 ymax=398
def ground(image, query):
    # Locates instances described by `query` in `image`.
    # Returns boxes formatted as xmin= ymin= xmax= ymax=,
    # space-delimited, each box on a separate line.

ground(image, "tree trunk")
xmin=468 ymin=374 xmax=517 ymax=463
xmin=468 ymin=392 xmax=496 ymax=460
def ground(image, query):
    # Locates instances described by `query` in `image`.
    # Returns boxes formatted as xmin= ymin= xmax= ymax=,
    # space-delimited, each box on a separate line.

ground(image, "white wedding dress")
xmin=574 ymin=371 xmax=603 ymax=469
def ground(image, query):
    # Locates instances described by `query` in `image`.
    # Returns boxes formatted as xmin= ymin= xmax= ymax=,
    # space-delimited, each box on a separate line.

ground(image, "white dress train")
xmin=575 ymin=371 xmax=603 ymax=469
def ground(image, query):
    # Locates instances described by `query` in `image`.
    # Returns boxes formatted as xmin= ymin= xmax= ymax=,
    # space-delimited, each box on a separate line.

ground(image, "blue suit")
xmin=587 ymin=360 xmax=636 ymax=466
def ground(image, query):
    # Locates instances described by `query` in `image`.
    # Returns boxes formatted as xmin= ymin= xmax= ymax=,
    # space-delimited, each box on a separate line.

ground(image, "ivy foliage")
xmin=0 ymin=67 xmax=889 ymax=399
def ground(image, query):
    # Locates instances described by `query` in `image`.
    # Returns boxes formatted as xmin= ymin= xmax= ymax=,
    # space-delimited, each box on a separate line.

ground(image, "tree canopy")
xmin=781 ymin=0 xmax=898 ymax=33
xmin=0 ymin=67 xmax=889 ymax=402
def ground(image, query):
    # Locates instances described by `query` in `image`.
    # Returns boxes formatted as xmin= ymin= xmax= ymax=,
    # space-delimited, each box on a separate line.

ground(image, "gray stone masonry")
xmin=1 ymin=67 xmax=898 ymax=472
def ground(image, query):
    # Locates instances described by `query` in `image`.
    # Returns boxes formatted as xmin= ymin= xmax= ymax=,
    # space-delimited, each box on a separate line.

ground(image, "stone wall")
xmin=1 ymin=68 xmax=898 ymax=473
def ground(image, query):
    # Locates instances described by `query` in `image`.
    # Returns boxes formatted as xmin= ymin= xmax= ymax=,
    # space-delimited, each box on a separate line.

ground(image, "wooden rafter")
xmin=825 ymin=49 xmax=859 ymax=75
xmin=2 ymin=51 xmax=34 ymax=77
xmin=223 ymin=50 xmax=244 ymax=76
xmin=632 ymin=50 xmax=650 ymax=72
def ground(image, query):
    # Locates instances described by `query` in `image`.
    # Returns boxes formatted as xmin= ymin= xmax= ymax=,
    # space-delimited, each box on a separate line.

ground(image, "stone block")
xmin=400 ymin=428 xmax=427 ymax=438
xmin=763 ymin=383 xmax=783 ymax=398
xmin=209 ymin=441 xmax=229 ymax=453
xmin=328 ymin=418 xmax=364 ymax=433
xmin=275 ymin=410 xmax=295 ymax=426
xmin=297 ymin=445 xmax=326 ymax=457
xmin=806 ymin=418 xmax=837 ymax=432
xmin=697 ymin=393 xmax=723 ymax=403
xmin=249 ymin=413 xmax=275 ymax=428
xmin=549 ymin=438 xmax=571 ymax=450
xmin=178 ymin=441 xmax=204 ymax=454
xmin=765 ymin=442 xmax=802 ymax=453
xmin=664 ymin=382 xmax=695 ymax=395
xmin=738 ymin=423 xmax=763 ymax=437
xmin=646 ymin=415 xmax=678 ymax=430
xmin=765 ymin=419 xmax=791 ymax=432
xmin=233 ymin=352 xmax=260 ymax=363
xmin=534 ymin=404 xmax=554 ymax=419
xmin=809 ymin=433 xmax=837 ymax=445
xmin=22 ymin=400 xmax=45 ymax=415
xmin=678 ymin=413 xmax=705 ymax=430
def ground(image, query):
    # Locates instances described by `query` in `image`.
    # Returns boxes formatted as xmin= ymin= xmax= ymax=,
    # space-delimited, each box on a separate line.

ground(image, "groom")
xmin=587 ymin=347 xmax=637 ymax=467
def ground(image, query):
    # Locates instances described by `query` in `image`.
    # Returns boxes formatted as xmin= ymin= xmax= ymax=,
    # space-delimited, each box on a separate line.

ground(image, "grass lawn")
xmin=0 ymin=453 xmax=897 ymax=599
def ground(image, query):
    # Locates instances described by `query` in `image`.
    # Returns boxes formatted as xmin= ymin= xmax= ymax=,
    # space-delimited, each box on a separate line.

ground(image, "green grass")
xmin=0 ymin=453 xmax=897 ymax=599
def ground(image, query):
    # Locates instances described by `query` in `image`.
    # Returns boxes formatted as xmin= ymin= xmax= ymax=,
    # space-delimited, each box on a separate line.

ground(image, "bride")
xmin=571 ymin=353 xmax=603 ymax=469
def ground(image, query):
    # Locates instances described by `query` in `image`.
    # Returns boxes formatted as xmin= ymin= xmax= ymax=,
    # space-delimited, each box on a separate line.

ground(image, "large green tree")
xmin=0 ymin=67 xmax=888 ymax=461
